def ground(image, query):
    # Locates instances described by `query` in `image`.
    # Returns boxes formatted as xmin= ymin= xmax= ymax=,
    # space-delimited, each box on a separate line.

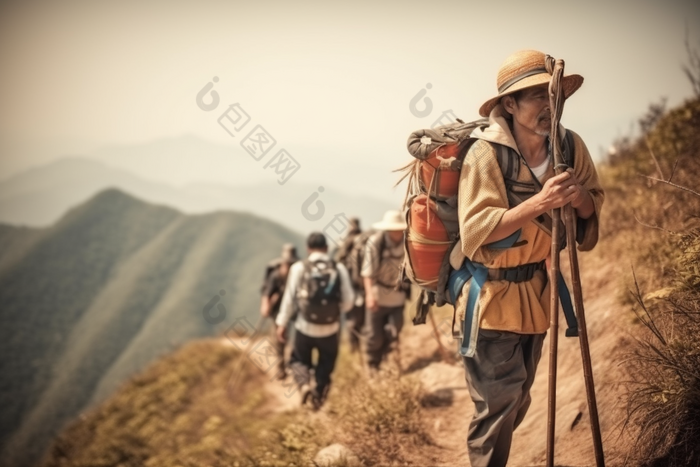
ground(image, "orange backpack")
xmin=398 ymin=118 xmax=577 ymax=327
xmin=397 ymin=119 xmax=486 ymax=310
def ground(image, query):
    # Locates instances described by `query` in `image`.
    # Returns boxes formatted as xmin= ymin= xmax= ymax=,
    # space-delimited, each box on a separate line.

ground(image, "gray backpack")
xmin=297 ymin=259 xmax=342 ymax=324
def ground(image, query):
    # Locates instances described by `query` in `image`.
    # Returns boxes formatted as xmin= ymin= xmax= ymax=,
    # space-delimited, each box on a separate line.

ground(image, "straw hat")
xmin=478 ymin=50 xmax=583 ymax=118
xmin=372 ymin=210 xmax=407 ymax=231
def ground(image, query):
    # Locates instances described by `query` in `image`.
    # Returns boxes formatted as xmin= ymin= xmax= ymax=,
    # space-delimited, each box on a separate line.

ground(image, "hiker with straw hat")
xmin=449 ymin=49 xmax=605 ymax=466
xmin=362 ymin=210 xmax=410 ymax=371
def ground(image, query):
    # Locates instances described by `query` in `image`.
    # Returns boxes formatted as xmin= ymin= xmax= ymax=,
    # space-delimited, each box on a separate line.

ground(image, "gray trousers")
xmin=365 ymin=305 xmax=404 ymax=369
xmin=462 ymin=329 xmax=545 ymax=467
xmin=345 ymin=304 xmax=365 ymax=353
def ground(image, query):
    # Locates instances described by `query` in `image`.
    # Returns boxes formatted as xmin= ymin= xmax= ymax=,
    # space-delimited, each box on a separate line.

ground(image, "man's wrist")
xmin=522 ymin=196 xmax=546 ymax=220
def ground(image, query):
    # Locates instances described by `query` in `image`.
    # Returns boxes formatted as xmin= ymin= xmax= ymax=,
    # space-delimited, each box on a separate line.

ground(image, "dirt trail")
xmin=221 ymin=335 xmax=300 ymax=413
xmin=400 ymin=251 xmax=634 ymax=466
xmin=221 ymin=249 xmax=635 ymax=465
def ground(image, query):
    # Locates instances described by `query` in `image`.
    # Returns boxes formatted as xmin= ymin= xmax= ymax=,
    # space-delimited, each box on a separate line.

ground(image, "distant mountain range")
xmin=0 ymin=157 xmax=399 ymax=235
xmin=87 ymin=134 xmax=408 ymax=202
xmin=0 ymin=189 xmax=305 ymax=467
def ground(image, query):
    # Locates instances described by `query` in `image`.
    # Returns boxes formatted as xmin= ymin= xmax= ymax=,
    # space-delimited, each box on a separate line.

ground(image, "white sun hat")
xmin=372 ymin=210 xmax=407 ymax=231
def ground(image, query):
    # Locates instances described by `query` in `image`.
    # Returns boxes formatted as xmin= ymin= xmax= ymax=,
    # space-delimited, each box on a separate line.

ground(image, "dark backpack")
xmin=334 ymin=230 xmax=361 ymax=264
xmin=260 ymin=259 xmax=283 ymax=294
xmin=297 ymin=259 xmax=342 ymax=324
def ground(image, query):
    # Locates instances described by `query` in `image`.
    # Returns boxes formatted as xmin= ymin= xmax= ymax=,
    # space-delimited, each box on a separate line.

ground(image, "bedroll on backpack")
xmin=404 ymin=118 xmax=488 ymax=199
xmin=398 ymin=118 xmax=488 ymax=308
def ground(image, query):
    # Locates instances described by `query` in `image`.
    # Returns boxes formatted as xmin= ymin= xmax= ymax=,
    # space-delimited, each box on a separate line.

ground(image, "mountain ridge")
xmin=0 ymin=188 xmax=304 ymax=467
xmin=0 ymin=156 xmax=399 ymax=235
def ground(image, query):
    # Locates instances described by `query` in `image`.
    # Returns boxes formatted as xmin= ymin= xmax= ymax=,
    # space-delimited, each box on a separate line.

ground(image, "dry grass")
xmin=40 ymin=331 xmax=434 ymax=467
xmin=41 ymin=339 xmax=329 ymax=467
xmin=327 ymin=350 xmax=433 ymax=465
xmin=624 ymin=230 xmax=700 ymax=466
xmin=600 ymin=96 xmax=700 ymax=466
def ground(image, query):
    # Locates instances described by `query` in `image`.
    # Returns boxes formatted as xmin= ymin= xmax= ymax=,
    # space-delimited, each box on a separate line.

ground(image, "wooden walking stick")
xmin=545 ymin=57 xmax=605 ymax=467
xmin=546 ymin=192 xmax=562 ymax=467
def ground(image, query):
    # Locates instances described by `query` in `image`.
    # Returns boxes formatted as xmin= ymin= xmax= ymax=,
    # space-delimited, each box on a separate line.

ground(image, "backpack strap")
xmin=558 ymin=272 xmax=578 ymax=337
xmin=375 ymin=231 xmax=387 ymax=263
xmin=320 ymin=259 xmax=340 ymax=296
xmin=372 ymin=232 xmax=402 ymax=290
xmin=300 ymin=259 xmax=313 ymax=281
xmin=560 ymin=130 xmax=588 ymax=245
xmin=494 ymin=143 xmax=519 ymax=183
xmin=296 ymin=259 xmax=312 ymax=302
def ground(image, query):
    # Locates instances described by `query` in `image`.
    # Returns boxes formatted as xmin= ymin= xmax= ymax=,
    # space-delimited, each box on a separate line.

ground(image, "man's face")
xmin=279 ymin=262 xmax=291 ymax=276
xmin=387 ymin=230 xmax=404 ymax=243
xmin=506 ymin=84 xmax=551 ymax=137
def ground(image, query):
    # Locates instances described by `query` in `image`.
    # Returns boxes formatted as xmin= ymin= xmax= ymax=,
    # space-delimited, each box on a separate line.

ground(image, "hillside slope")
xmin=0 ymin=188 xmax=304 ymax=467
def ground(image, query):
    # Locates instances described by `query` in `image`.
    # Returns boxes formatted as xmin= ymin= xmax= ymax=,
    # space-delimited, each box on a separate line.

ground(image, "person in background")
xmin=260 ymin=243 xmax=298 ymax=378
xmin=333 ymin=217 xmax=366 ymax=353
xmin=362 ymin=210 xmax=410 ymax=371
xmin=276 ymin=233 xmax=354 ymax=409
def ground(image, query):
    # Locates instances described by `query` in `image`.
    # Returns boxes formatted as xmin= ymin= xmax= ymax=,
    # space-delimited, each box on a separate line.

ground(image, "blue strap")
xmin=447 ymin=229 xmax=522 ymax=305
xmin=459 ymin=261 xmax=489 ymax=357
xmin=451 ymin=229 xmax=522 ymax=358
xmin=447 ymin=267 xmax=471 ymax=306
xmin=450 ymin=230 xmax=579 ymax=358
xmin=558 ymin=272 xmax=579 ymax=337
xmin=324 ymin=275 xmax=338 ymax=295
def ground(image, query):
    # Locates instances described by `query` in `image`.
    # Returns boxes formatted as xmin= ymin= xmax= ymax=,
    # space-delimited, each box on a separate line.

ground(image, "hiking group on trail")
xmin=258 ymin=211 xmax=410 ymax=409
xmin=255 ymin=48 xmax=604 ymax=466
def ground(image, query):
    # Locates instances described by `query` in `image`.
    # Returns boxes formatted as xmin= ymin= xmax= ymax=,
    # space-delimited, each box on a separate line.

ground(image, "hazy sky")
xmin=1 ymin=0 xmax=698 ymax=201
